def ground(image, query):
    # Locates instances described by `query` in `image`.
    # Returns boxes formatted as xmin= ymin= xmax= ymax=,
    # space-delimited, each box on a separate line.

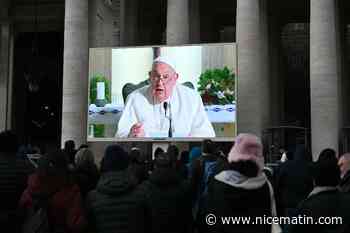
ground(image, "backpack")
xmin=22 ymin=192 xmax=58 ymax=233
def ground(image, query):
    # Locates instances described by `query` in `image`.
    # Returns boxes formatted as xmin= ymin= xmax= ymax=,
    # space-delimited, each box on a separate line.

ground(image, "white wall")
xmin=161 ymin=46 xmax=202 ymax=89
xmin=111 ymin=47 xmax=153 ymax=105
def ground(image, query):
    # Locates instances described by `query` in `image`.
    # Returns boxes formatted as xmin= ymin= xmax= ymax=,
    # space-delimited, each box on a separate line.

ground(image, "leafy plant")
xmin=197 ymin=67 xmax=235 ymax=105
xmin=90 ymin=74 xmax=111 ymax=104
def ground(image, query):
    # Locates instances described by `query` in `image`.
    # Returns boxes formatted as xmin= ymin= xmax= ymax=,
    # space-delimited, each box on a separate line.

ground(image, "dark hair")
xmin=101 ymin=145 xmax=129 ymax=172
xmin=229 ymin=160 xmax=259 ymax=178
xmin=313 ymin=148 xmax=340 ymax=186
xmin=64 ymin=140 xmax=76 ymax=151
xmin=167 ymin=145 xmax=179 ymax=162
xmin=78 ymin=144 xmax=89 ymax=150
xmin=154 ymin=152 xmax=172 ymax=168
xmin=154 ymin=147 xmax=164 ymax=159
xmin=37 ymin=150 xmax=69 ymax=177
xmin=0 ymin=130 xmax=18 ymax=153
xmin=202 ymin=139 xmax=216 ymax=154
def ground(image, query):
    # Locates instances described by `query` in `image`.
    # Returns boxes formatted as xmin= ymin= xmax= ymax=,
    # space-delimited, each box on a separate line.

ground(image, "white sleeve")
xmin=190 ymin=94 xmax=216 ymax=137
xmin=115 ymin=94 xmax=138 ymax=137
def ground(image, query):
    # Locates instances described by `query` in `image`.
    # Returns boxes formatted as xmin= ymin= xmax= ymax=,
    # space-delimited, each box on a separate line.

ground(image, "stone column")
xmin=310 ymin=0 xmax=342 ymax=160
xmin=236 ymin=0 xmax=270 ymax=137
xmin=166 ymin=0 xmax=190 ymax=45
xmin=120 ymin=0 xmax=138 ymax=46
xmin=189 ymin=0 xmax=200 ymax=43
xmin=61 ymin=0 xmax=89 ymax=147
xmin=0 ymin=0 xmax=10 ymax=132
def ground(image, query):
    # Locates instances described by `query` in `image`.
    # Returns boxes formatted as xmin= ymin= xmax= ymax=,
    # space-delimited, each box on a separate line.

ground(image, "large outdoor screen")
xmin=87 ymin=43 xmax=237 ymax=141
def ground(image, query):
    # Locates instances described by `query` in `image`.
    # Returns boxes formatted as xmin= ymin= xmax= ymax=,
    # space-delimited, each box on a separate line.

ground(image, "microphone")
xmin=163 ymin=102 xmax=168 ymax=115
xmin=163 ymin=102 xmax=172 ymax=137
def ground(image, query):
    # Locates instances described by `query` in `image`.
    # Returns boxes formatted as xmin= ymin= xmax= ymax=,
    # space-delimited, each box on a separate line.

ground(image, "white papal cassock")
xmin=115 ymin=84 xmax=216 ymax=138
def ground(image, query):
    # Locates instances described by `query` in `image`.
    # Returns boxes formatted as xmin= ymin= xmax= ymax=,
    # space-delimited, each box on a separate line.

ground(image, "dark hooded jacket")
xmin=131 ymin=167 xmax=192 ymax=233
xmin=275 ymin=145 xmax=313 ymax=212
xmin=86 ymin=170 xmax=142 ymax=233
xmin=206 ymin=169 xmax=272 ymax=233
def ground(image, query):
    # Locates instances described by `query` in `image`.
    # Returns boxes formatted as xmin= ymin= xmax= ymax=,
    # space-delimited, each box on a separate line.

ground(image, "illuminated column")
xmin=166 ymin=0 xmax=190 ymax=45
xmin=61 ymin=0 xmax=89 ymax=147
xmin=236 ymin=0 xmax=270 ymax=137
xmin=310 ymin=0 xmax=342 ymax=159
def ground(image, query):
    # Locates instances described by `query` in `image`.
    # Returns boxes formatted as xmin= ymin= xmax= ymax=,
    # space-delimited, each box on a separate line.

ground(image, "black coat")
xmin=288 ymin=188 xmax=350 ymax=233
xmin=275 ymin=146 xmax=313 ymax=212
xmin=74 ymin=164 xmax=99 ymax=199
xmin=339 ymin=171 xmax=350 ymax=193
xmin=206 ymin=171 xmax=272 ymax=233
xmin=131 ymin=167 xmax=192 ymax=233
xmin=0 ymin=153 xmax=34 ymax=233
xmin=86 ymin=170 xmax=142 ymax=233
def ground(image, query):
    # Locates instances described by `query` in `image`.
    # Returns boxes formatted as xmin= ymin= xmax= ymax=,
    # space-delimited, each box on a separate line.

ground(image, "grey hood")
xmin=214 ymin=170 xmax=267 ymax=190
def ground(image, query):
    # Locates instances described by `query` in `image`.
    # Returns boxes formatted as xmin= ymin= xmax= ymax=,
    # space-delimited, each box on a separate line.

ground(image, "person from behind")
xmin=86 ymin=145 xmax=142 ymax=233
xmin=131 ymin=152 xmax=192 ymax=233
xmin=64 ymin=140 xmax=77 ymax=166
xmin=206 ymin=133 xmax=276 ymax=233
xmin=338 ymin=153 xmax=350 ymax=193
xmin=128 ymin=147 xmax=149 ymax=184
xmin=74 ymin=148 xmax=100 ymax=199
xmin=190 ymin=139 xmax=219 ymax=232
xmin=186 ymin=147 xmax=201 ymax=179
xmin=288 ymin=148 xmax=350 ymax=233
xmin=19 ymin=150 xmax=86 ymax=233
xmin=0 ymin=131 xmax=34 ymax=233
xmin=275 ymin=144 xmax=313 ymax=218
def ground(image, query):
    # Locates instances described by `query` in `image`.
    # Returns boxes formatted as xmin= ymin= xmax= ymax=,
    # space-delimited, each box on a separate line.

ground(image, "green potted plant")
xmin=197 ymin=67 xmax=235 ymax=105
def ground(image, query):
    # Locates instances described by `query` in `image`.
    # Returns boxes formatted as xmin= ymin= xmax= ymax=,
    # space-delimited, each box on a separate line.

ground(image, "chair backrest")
xmin=122 ymin=80 xmax=195 ymax=104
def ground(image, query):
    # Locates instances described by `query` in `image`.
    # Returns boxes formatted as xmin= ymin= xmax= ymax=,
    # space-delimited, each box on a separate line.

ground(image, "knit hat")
xmin=75 ymin=148 xmax=95 ymax=168
xmin=228 ymin=133 xmax=264 ymax=173
xmin=101 ymin=145 xmax=129 ymax=172
xmin=153 ymin=56 xmax=177 ymax=72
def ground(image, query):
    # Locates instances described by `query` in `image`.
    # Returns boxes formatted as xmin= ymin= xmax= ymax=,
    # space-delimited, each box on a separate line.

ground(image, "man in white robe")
xmin=115 ymin=56 xmax=215 ymax=138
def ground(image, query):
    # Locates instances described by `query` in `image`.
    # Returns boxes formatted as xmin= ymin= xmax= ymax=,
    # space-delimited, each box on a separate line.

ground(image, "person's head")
xmin=167 ymin=145 xmax=179 ymax=162
xmin=75 ymin=148 xmax=95 ymax=168
xmin=338 ymin=153 xmax=350 ymax=178
xmin=101 ymin=145 xmax=129 ymax=173
xmin=64 ymin=140 xmax=76 ymax=152
xmin=149 ymin=56 xmax=179 ymax=103
xmin=130 ymin=147 xmax=144 ymax=163
xmin=37 ymin=150 xmax=69 ymax=178
xmin=180 ymin=150 xmax=189 ymax=164
xmin=78 ymin=144 xmax=89 ymax=150
xmin=154 ymin=147 xmax=165 ymax=159
xmin=154 ymin=152 xmax=172 ymax=169
xmin=313 ymin=148 xmax=340 ymax=187
xmin=202 ymin=139 xmax=216 ymax=155
xmin=228 ymin=133 xmax=264 ymax=175
xmin=0 ymin=130 xmax=18 ymax=154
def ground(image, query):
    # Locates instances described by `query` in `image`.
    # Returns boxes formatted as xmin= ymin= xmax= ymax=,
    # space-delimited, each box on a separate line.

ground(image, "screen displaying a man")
xmin=115 ymin=56 xmax=216 ymax=138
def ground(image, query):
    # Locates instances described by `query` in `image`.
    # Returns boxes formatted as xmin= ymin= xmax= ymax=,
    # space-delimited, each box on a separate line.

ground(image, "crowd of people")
xmin=0 ymin=130 xmax=350 ymax=233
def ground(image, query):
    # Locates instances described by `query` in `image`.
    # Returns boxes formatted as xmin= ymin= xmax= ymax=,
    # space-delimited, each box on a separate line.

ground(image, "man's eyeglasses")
xmin=149 ymin=71 xmax=174 ymax=84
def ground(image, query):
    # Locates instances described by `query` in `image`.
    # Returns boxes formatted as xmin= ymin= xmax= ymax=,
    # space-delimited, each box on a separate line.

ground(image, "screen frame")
xmin=87 ymin=42 xmax=237 ymax=142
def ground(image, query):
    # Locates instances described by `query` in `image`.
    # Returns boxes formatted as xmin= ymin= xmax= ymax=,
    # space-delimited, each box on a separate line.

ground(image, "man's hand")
xmin=128 ymin=123 xmax=145 ymax=137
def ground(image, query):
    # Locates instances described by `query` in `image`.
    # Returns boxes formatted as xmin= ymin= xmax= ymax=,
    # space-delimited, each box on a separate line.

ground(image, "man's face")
xmin=149 ymin=62 xmax=178 ymax=103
